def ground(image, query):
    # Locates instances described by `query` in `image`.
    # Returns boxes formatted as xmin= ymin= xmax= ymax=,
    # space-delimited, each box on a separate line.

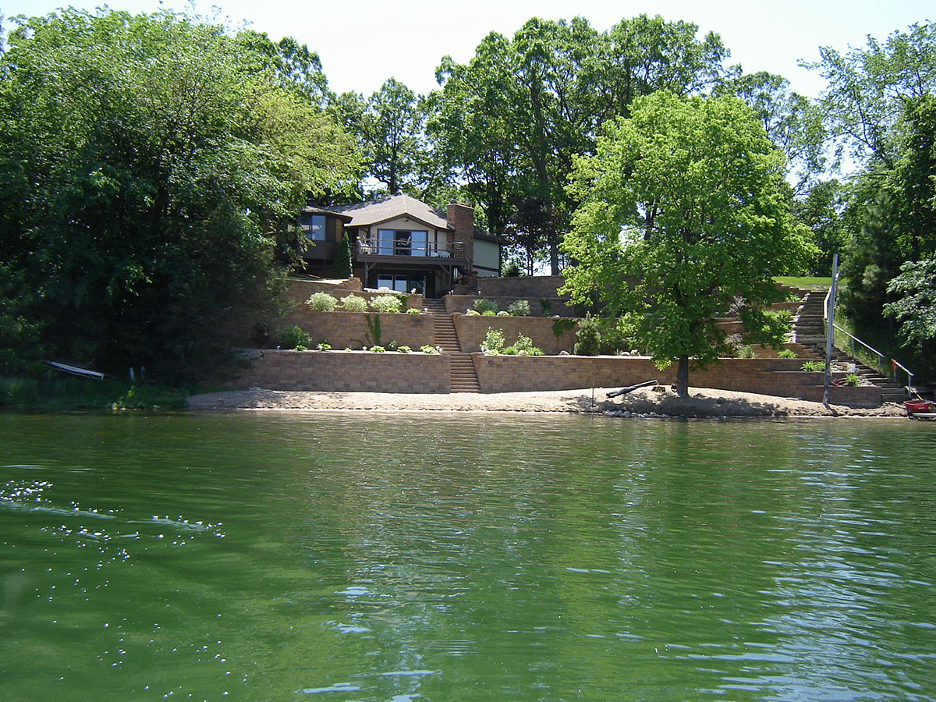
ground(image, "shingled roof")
xmin=330 ymin=194 xmax=451 ymax=230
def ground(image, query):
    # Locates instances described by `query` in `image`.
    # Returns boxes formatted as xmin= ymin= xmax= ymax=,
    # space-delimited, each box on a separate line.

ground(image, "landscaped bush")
xmin=801 ymin=360 xmax=825 ymax=372
xmin=778 ymin=349 xmax=798 ymax=359
xmin=502 ymin=333 xmax=543 ymax=356
xmin=466 ymin=309 xmax=480 ymax=316
xmin=305 ymin=292 xmax=337 ymax=311
xmin=573 ymin=314 xmax=601 ymax=355
xmin=316 ymin=341 xmax=332 ymax=351
xmin=472 ymin=298 xmax=499 ymax=315
xmin=397 ymin=345 xmax=412 ymax=353
xmin=405 ymin=307 xmax=422 ymax=314
xmin=274 ymin=325 xmax=311 ymax=350
xmin=370 ymin=295 xmax=403 ymax=313
xmin=339 ymin=293 xmax=368 ymax=312
xmin=480 ymin=328 xmax=543 ymax=356
xmin=480 ymin=327 xmax=505 ymax=354
xmin=419 ymin=345 xmax=440 ymax=354
xmin=507 ymin=299 xmax=531 ymax=316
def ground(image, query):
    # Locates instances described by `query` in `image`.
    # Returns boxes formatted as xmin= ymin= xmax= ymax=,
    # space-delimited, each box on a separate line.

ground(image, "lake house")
xmin=296 ymin=194 xmax=501 ymax=297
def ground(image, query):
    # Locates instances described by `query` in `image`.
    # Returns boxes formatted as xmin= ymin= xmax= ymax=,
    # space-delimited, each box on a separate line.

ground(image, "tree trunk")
xmin=675 ymin=356 xmax=690 ymax=397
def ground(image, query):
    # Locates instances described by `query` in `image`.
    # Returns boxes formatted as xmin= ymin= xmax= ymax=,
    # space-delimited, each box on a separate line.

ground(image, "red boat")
xmin=904 ymin=399 xmax=933 ymax=417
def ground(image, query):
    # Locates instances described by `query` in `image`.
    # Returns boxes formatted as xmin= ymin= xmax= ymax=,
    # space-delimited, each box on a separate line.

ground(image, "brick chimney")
xmin=446 ymin=202 xmax=474 ymax=269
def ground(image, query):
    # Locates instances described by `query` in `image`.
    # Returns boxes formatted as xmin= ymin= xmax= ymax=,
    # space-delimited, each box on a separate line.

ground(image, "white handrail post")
xmin=823 ymin=254 xmax=840 ymax=407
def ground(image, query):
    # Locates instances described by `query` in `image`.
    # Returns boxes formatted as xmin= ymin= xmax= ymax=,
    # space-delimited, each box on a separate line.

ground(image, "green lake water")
xmin=1 ymin=412 xmax=934 ymax=701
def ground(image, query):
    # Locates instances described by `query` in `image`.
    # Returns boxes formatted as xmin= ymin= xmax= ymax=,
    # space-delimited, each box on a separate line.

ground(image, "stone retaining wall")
xmin=472 ymin=355 xmax=881 ymax=407
xmin=444 ymin=294 xmax=575 ymax=317
xmin=219 ymin=350 xmax=449 ymax=393
xmin=283 ymin=279 xmax=422 ymax=316
xmin=279 ymin=311 xmax=435 ymax=349
xmin=453 ymin=315 xmax=578 ymax=355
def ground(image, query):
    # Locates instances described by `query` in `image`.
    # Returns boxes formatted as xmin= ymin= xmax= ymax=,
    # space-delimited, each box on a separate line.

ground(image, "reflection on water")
xmin=0 ymin=412 xmax=934 ymax=701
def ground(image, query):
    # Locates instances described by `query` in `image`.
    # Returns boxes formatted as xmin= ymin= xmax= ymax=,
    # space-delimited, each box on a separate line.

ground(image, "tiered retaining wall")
xmin=453 ymin=315 xmax=578 ymax=355
xmin=280 ymin=311 xmax=435 ymax=349
xmin=282 ymin=279 xmax=422 ymax=322
xmin=221 ymin=352 xmax=881 ymax=406
xmin=444 ymin=295 xmax=575 ymax=316
xmin=471 ymin=355 xmax=880 ymax=406
xmin=220 ymin=350 xmax=449 ymax=393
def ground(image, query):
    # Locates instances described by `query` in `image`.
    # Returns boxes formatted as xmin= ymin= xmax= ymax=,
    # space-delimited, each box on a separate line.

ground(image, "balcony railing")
xmin=357 ymin=238 xmax=465 ymax=260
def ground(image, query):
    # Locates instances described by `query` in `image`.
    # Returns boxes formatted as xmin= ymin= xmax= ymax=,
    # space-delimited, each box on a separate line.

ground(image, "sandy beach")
xmin=187 ymin=386 xmax=909 ymax=418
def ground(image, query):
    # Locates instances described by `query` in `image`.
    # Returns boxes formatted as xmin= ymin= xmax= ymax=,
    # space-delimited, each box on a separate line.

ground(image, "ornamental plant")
xmin=370 ymin=295 xmax=403 ymax=313
xmin=507 ymin=299 xmax=531 ymax=316
xmin=339 ymin=293 xmax=368 ymax=312
xmin=472 ymin=298 xmax=498 ymax=315
xmin=306 ymin=292 xmax=337 ymax=312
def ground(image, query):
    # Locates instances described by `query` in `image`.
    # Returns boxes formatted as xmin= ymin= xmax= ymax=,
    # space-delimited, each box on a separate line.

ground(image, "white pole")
xmin=823 ymin=254 xmax=839 ymax=407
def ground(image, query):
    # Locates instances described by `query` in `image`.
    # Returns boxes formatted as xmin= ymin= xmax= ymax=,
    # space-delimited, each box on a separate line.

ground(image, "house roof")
xmin=300 ymin=205 xmax=353 ymax=222
xmin=330 ymin=194 xmax=452 ymax=231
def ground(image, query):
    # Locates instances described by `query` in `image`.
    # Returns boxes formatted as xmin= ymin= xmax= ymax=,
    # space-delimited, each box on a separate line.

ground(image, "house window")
xmin=376 ymin=229 xmax=428 ymax=256
xmin=301 ymin=214 xmax=325 ymax=241
xmin=376 ymin=274 xmax=425 ymax=294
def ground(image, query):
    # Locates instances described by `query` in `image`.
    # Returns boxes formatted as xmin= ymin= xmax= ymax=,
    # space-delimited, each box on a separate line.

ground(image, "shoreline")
xmin=187 ymin=386 xmax=909 ymax=419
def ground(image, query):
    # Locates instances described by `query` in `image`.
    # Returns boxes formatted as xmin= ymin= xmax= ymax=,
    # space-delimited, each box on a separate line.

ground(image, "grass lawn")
xmin=774 ymin=276 xmax=833 ymax=291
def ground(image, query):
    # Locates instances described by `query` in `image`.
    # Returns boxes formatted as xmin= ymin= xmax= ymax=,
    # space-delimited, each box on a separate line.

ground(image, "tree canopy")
xmin=0 ymin=8 xmax=358 ymax=380
xmin=562 ymin=92 xmax=815 ymax=395
xmin=431 ymin=14 xmax=730 ymax=274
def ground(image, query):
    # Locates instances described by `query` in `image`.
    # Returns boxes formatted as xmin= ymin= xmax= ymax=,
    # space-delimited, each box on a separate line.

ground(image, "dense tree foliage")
xmin=431 ymin=14 xmax=730 ymax=273
xmin=0 ymin=9 xmax=357 ymax=381
xmin=562 ymin=93 xmax=814 ymax=395
xmin=808 ymin=24 xmax=936 ymax=368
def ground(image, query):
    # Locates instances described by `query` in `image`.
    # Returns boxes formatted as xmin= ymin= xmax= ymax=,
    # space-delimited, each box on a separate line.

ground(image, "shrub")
xmin=316 ymin=340 xmax=332 ymax=351
xmin=370 ymin=295 xmax=402 ymax=313
xmin=573 ymin=314 xmax=601 ymax=356
xmin=540 ymin=297 xmax=552 ymax=316
xmin=397 ymin=345 xmax=412 ymax=353
xmin=369 ymin=345 xmax=386 ymax=353
xmin=466 ymin=309 xmax=480 ymax=316
xmin=497 ymin=310 xmax=510 ymax=316
xmin=420 ymin=345 xmax=440 ymax=354
xmin=339 ymin=293 xmax=368 ymax=313
xmin=305 ymin=292 xmax=337 ymax=311
xmin=406 ymin=307 xmax=422 ymax=314
xmin=504 ymin=333 xmax=543 ymax=356
xmin=778 ymin=349 xmax=798 ymax=359
xmin=385 ymin=340 xmax=399 ymax=351
xmin=845 ymin=373 xmax=862 ymax=386
xmin=472 ymin=298 xmax=498 ymax=315
xmin=801 ymin=360 xmax=824 ymax=372
xmin=507 ymin=299 xmax=531 ymax=316
xmin=552 ymin=318 xmax=576 ymax=339
xmin=736 ymin=344 xmax=756 ymax=359
xmin=480 ymin=327 xmax=505 ymax=354
xmin=274 ymin=325 xmax=311 ymax=350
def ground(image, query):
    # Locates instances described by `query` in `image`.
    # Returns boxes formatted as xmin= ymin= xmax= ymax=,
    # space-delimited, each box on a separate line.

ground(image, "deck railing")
xmin=357 ymin=238 xmax=464 ymax=259
xmin=824 ymin=287 xmax=915 ymax=389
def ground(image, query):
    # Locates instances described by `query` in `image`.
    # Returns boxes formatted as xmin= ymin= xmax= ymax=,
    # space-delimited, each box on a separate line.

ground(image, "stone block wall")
xmin=280 ymin=311 xmax=435 ymax=349
xmin=444 ymin=295 xmax=575 ymax=317
xmin=453 ymin=315 xmax=578 ymax=355
xmin=282 ymin=279 xmax=422 ymax=317
xmin=472 ymin=355 xmax=881 ymax=407
xmin=219 ymin=350 xmax=449 ymax=393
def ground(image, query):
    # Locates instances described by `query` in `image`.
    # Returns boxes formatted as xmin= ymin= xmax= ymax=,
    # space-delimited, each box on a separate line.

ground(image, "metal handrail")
xmin=823 ymin=288 xmax=915 ymax=390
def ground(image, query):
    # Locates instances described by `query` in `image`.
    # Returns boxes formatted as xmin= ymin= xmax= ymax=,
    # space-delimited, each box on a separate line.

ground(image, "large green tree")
xmin=0 ymin=9 xmax=357 ymax=381
xmin=432 ymin=14 xmax=730 ymax=274
xmin=562 ymin=92 xmax=814 ymax=396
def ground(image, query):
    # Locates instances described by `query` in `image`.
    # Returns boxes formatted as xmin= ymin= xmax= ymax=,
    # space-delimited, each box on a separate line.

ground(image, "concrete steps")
xmin=433 ymin=313 xmax=480 ymax=393
xmin=792 ymin=290 xmax=908 ymax=403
